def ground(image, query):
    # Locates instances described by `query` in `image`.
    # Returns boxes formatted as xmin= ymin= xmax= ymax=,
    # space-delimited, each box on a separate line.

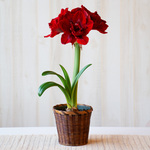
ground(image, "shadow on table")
xmin=87 ymin=135 xmax=127 ymax=145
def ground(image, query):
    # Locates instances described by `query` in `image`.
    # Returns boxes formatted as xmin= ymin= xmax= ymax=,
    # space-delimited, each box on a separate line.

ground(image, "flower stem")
xmin=72 ymin=42 xmax=81 ymax=108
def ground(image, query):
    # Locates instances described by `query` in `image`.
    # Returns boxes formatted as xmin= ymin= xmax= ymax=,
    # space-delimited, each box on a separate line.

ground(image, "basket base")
xmin=59 ymin=141 xmax=88 ymax=146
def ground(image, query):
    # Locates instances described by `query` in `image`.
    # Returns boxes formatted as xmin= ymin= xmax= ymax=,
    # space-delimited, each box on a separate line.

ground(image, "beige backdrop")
xmin=0 ymin=0 xmax=150 ymax=127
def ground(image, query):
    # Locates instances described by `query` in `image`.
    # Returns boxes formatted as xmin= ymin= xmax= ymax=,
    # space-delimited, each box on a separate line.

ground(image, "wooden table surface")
xmin=0 ymin=127 xmax=150 ymax=150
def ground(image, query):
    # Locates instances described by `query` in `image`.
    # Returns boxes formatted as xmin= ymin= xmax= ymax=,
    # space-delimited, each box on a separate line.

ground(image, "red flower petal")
xmin=82 ymin=18 xmax=93 ymax=36
xmin=95 ymin=19 xmax=109 ymax=34
xmin=81 ymin=5 xmax=92 ymax=16
xmin=76 ymin=36 xmax=89 ymax=45
xmin=45 ymin=18 xmax=62 ymax=38
xmin=61 ymin=33 xmax=76 ymax=45
xmin=71 ymin=7 xmax=81 ymax=14
xmin=60 ymin=8 xmax=69 ymax=16
xmin=59 ymin=19 xmax=71 ymax=33
xmin=81 ymin=5 xmax=108 ymax=34
xmin=72 ymin=11 xmax=86 ymax=25
xmin=44 ymin=34 xmax=51 ymax=38
xmin=45 ymin=8 xmax=70 ymax=38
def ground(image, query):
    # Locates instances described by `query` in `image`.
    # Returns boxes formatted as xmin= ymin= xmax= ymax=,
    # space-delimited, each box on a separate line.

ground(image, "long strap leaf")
xmin=38 ymin=81 xmax=71 ymax=105
xmin=42 ymin=71 xmax=65 ymax=84
xmin=59 ymin=65 xmax=72 ymax=95
xmin=71 ymin=64 xmax=92 ymax=98
xmin=42 ymin=71 xmax=71 ymax=95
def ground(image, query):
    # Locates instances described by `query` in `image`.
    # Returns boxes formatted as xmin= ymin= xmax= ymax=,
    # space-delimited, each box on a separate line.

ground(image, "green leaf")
xmin=59 ymin=65 xmax=72 ymax=95
xmin=42 ymin=71 xmax=67 ymax=88
xmin=38 ymin=81 xmax=71 ymax=105
xmin=71 ymin=64 xmax=92 ymax=98
xmin=42 ymin=70 xmax=72 ymax=96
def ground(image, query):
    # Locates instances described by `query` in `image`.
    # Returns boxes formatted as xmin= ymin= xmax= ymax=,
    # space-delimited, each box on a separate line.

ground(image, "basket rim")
xmin=53 ymin=103 xmax=93 ymax=115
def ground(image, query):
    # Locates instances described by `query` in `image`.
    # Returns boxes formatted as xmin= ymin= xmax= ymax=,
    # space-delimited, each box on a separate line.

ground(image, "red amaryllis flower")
xmin=59 ymin=7 xmax=93 ymax=45
xmin=45 ymin=5 xmax=108 ymax=45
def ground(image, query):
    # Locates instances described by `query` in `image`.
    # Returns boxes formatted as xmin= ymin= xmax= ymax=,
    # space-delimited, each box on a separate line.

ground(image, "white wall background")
xmin=0 ymin=0 xmax=150 ymax=127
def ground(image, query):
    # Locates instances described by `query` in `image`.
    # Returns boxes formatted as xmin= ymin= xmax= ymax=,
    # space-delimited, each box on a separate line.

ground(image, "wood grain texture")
xmin=0 ymin=135 xmax=150 ymax=150
xmin=0 ymin=0 xmax=150 ymax=127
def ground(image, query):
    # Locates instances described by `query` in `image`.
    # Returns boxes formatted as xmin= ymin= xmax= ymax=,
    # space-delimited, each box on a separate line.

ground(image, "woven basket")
xmin=53 ymin=104 xmax=93 ymax=146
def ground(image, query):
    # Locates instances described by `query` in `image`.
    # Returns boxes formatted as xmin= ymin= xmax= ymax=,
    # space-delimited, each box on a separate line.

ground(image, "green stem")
xmin=72 ymin=42 xmax=81 ymax=108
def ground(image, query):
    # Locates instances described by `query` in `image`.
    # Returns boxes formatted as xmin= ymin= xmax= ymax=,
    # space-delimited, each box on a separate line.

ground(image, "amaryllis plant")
xmin=38 ymin=5 xmax=108 ymax=110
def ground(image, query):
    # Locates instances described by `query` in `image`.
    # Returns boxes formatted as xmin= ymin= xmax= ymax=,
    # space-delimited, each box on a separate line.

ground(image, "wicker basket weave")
xmin=53 ymin=104 xmax=93 ymax=146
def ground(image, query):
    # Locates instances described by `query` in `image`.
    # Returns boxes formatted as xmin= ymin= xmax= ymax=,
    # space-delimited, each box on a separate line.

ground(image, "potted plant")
xmin=38 ymin=5 xmax=108 ymax=146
